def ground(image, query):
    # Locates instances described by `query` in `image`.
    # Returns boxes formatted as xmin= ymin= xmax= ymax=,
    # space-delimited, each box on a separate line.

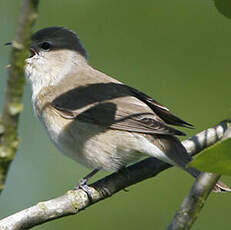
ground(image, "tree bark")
xmin=166 ymin=173 xmax=220 ymax=230
xmin=0 ymin=0 xmax=39 ymax=193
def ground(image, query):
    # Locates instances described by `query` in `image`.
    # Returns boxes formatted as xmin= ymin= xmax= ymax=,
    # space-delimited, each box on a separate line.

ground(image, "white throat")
xmin=25 ymin=49 xmax=87 ymax=101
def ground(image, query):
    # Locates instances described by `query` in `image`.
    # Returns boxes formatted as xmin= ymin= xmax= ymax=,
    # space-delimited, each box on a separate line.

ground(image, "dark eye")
xmin=40 ymin=42 xmax=51 ymax=50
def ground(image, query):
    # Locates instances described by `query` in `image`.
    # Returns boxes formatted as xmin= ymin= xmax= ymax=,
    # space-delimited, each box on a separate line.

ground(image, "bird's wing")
xmin=126 ymin=87 xmax=193 ymax=128
xmin=50 ymin=69 xmax=191 ymax=136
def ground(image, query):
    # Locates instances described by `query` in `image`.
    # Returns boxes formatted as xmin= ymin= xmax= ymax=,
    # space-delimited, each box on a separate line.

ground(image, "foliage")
xmin=214 ymin=0 xmax=231 ymax=19
xmin=189 ymin=138 xmax=231 ymax=176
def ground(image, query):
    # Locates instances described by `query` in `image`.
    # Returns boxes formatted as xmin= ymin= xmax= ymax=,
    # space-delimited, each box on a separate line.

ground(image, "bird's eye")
xmin=40 ymin=42 xmax=51 ymax=50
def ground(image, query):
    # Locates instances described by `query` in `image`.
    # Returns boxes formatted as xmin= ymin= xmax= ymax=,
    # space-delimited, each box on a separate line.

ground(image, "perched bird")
xmin=23 ymin=26 xmax=228 ymax=192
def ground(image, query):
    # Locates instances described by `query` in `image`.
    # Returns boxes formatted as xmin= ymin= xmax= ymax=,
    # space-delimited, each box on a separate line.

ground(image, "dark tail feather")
xmin=185 ymin=167 xmax=231 ymax=193
xmin=153 ymin=135 xmax=230 ymax=193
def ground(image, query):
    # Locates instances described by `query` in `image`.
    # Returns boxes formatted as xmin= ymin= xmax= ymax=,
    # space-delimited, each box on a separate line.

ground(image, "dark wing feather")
xmin=49 ymin=68 xmax=191 ymax=137
xmin=53 ymin=102 xmax=185 ymax=136
xmin=128 ymin=87 xmax=193 ymax=128
xmin=51 ymin=81 xmax=186 ymax=136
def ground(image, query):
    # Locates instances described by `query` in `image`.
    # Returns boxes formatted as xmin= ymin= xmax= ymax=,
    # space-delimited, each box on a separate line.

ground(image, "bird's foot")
xmin=74 ymin=169 xmax=100 ymax=202
xmin=74 ymin=178 xmax=94 ymax=202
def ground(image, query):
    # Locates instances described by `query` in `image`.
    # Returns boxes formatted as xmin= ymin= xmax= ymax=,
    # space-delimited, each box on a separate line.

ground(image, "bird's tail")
xmin=153 ymin=134 xmax=231 ymax=193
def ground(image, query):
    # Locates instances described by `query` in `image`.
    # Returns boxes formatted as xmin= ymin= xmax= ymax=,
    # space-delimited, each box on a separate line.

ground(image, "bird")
xmin=23 ymin=26 xmax=229 ymax=193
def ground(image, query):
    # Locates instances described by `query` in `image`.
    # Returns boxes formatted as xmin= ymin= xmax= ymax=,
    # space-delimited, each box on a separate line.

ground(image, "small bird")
xmin=23 ymin=26 xmax=228 ymax=192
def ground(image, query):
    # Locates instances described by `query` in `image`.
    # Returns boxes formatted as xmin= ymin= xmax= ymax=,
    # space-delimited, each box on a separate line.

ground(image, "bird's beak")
xmin=29 ymin=47 xmax=38 ymax=58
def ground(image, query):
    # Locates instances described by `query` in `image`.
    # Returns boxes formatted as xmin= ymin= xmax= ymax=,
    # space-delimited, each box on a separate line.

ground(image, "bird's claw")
xmin=74 ymin=179 xmax=94 ymax=202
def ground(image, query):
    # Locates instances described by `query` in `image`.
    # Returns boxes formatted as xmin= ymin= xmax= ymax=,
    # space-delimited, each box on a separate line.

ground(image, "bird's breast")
xmin=33 ymin=101 xmax=143 ymax=170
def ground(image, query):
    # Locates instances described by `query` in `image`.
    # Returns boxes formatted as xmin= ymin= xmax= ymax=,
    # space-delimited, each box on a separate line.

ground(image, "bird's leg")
xmin=76 ymin=168 xmax=100 ymax=188
xmin=74 ymin=169 xmax=100 ymax=201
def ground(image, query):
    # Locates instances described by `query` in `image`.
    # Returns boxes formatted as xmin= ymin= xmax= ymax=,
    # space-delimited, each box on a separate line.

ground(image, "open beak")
xmin=29 ymin=47 xmax=38 ymax=58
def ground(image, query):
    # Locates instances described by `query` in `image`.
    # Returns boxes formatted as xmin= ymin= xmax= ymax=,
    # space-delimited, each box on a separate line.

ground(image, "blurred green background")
xmin=0 ymin=0 xmax=231 ymax=229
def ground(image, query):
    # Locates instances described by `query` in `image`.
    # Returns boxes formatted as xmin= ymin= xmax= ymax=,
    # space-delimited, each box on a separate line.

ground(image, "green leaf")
xmin=214 ymin=0 xmax=231 ymax=19
xmin=188 ymin=138 xmax=231 ymax=176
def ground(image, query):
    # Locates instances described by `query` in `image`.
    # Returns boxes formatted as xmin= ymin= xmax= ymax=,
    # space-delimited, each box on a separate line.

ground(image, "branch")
xmin=166 ymin=173 xmax=220 ymax=230
xmin=0 ymin=120 xmax=230 ymax=230
xmin=166 ymin=119 xmax=231 ymax=230
xmin=0 ymin=0 xmax=39 ymax=193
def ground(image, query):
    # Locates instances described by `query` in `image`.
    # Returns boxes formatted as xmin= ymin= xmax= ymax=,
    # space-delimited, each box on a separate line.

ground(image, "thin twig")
xmin=0 ymin=0 xmax=39 ymax=193
xmin=166 ymin=173 xmax=220 ymax=230
xmin=0 ymin=120 xmax=230 ymax=230
xmin=166 ymin=119 xmax=231 ymax=230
